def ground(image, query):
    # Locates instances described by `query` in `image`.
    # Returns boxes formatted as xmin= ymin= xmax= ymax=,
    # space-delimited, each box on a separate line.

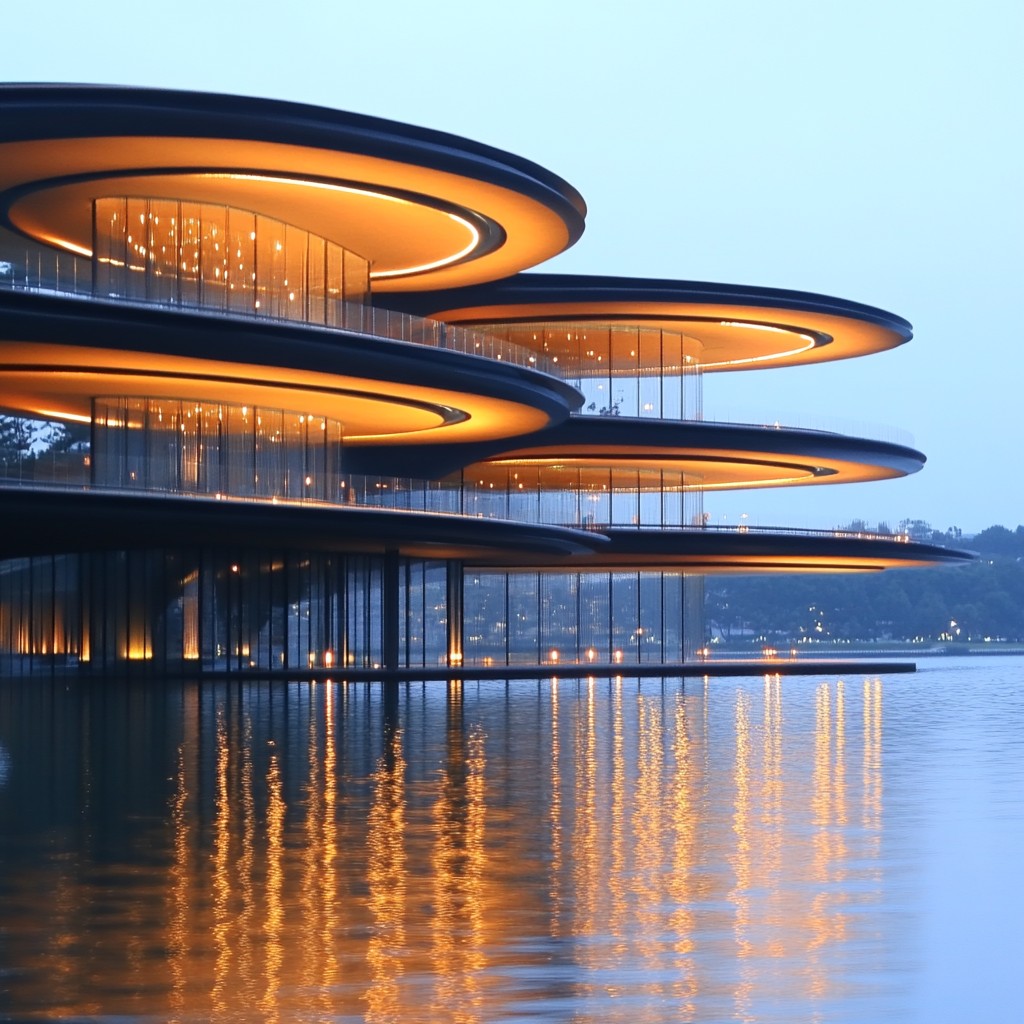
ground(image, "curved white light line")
xmin=199 ymin=173 xmax=482 ymax=279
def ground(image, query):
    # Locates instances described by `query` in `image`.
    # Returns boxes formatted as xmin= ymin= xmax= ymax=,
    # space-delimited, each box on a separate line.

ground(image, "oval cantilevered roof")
xmin=388 ymin=273 xmax=913 ymax=371
xmin=465 ymin=416 xmax=926 ymax=492
xmin=0 ymin=290 xmax=583 ymax=446
xmin=466 ymin=528 xmax=973 ymax=574
xmin=0 ymin=84 xmax=586 ymax=291
xmin=345 ymin=415 xmax=926 ymax=490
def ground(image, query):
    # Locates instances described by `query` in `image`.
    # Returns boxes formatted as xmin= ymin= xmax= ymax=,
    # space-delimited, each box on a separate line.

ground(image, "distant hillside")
xmin=706 ymin=524 xmax=1024 ymax=644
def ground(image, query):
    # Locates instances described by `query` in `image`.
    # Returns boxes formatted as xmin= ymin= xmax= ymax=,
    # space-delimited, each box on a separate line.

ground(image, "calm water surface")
xmin=0 ymin=656 xmax=1021 ymax=1022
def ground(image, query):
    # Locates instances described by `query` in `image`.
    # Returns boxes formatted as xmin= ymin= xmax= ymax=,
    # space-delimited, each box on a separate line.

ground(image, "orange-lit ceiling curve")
xmin=0 ymin=340 xmax=559 ymax=445
xmin=469 ymin=546 xmax=959 ymax=574
xmin=429 ymin=304 xmax=907 ymax=372
xmin=0 ymin=134 xmax=579 ymax=291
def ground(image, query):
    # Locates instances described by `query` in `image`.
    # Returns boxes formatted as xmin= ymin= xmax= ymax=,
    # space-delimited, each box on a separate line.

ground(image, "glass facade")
xmin=92 ymin=398 xmax=344 ymax=504
xmin=0 ymin=552 xmax=704 ymax=675
xmin=346 ymin=468 xmax=705 ymax=528
xmin=468 ymin=322 xmax=704 ymax=420
xmin=463 ymin=571 xmax=705 ymax=666
xmin=92 ymin=197 xmax=370 ymax=328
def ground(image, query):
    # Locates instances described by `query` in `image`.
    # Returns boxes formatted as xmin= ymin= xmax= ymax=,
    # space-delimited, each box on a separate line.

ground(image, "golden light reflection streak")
xmin=669 ymin=694 xmax=698 ymax=1017
xmin=238 ymin=714 xmax=256 ymax=1007
xmin=635 ymin=696 xmax=668 ymax=1003
xmin=862 ymin=678 xmax=883 ymax=853
xmin=608 ymin=676 xmax=627 ymax=951
xmin=761 ymin=675 xmax=784 ymax=963
xmin=807 ymin=683 xmax=831 ymax=999
xmin=168 ymin=744 xmax=189 ymax=1020
xmin=261 ymin=748 xmax=286 ymax=1020
xmin=211 ymin=709 xmax=231 ymax=1017
xmin=365 ymin=726 xmax=407 ymax=1023
xmin=464 ymin=725 xmax=488 ymax=983
xmin=301 ymin=697 xmax=322 ymax=996
xmin=806 ymin=681 xmax=850 ymax=1001
xmin=548 ymin=678 xmax=563 ymax=936
xmin=571 ymin=676 xmax=599 ymax=942
xmin=830 ymin=682 xmax=850 ymax=952
xmin=731 ymin=690 xmax=754 ymax=1022
xmin=429 ymin=715 xmax=487 ymax=1022
xmin=321 ymin=683 xmax=339 ymax=1007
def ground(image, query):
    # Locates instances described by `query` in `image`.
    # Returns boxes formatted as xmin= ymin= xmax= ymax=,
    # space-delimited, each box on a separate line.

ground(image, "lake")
xmin=0 ymin=656 xmax=1021 ymax=1022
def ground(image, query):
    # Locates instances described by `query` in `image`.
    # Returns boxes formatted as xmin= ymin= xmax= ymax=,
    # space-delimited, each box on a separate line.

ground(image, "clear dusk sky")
xmin=5 ymin=0 xmax=1021 ymax=535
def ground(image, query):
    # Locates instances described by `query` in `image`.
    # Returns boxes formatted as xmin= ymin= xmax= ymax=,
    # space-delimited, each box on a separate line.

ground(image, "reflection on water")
xmin=0 ymin=660 xmax=1022 ymax=1022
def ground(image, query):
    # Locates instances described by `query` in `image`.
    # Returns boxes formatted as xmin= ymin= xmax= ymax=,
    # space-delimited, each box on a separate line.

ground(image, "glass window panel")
xmin=199 ymin=204 xmax=227 ymax=312
xmin=639 ymin=328 xmax=661 ymax=418
xmin=226 ymin=208 xmax=256 ymax=315
xmin=507 ymin=572 xmax=540 ymax=665
xmin=145 ymin=199 xmax=177 ymax=305
xmin=610 ymin=572 xmax=639 ymax=663
xmin=615 ymin=327 xmax=639 ymax=417
xmin=611 ymin=469 xmax=639 ymax=525
xmin=639 ymin=477 xmax=663 ymax=526
xmin=308 ymin=236 xmax=327 ymax=325
xmin=638 ymin=572 xmax=663 ymax=664
xmin=284 ymin=223 xmax=307 ymax=321
xmin=178 ymin=202 xmax=202 ymax=307
xmin=663 ymin=331 xmax=684 ymax=419
xmin=540 ymin=574 xmax=577 ymax=661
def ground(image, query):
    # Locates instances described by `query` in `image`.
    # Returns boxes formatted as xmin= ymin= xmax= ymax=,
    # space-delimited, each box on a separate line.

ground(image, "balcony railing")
xmin=0 ymin=246 xmax=550 ymax=373
xmin=0 ymin=459 xmax=916 ymax=546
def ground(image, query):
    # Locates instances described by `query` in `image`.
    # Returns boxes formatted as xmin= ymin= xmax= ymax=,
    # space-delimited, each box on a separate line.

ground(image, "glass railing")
xmin=0 ymin=245 xmax=550 ymax=373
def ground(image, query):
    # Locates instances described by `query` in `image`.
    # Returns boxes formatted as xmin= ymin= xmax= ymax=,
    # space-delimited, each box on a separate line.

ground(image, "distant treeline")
xmin=706 ymin=524 xmax=1024 ymax=644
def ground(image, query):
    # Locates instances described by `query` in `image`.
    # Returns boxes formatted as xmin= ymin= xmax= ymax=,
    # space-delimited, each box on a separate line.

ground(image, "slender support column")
xmin=446 ymin=559 xmax=464 ymax=667
xmin=382 ymin=548 xmax=400 ymax=672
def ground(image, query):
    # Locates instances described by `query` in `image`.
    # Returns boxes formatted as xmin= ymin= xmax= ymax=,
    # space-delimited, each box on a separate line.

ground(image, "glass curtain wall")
xmin=458 ymin=466 xmax=705 ymax=528
xmin=92 ymin=398 xmax=344 ymax=504
xmin=468 ymin=322 xmax=704 ymax=421
xmin=0 ymin=551 xmax=458 ymax=676
xmin=463 ymin=570 xmax=706 ymax=666
xmin=0 ymin=554 xmax=705 ymax=676
xmin=92 ymin=198 xmax=370 ymax=329
xmin=347 ymin=469 xmax=705 ymax=529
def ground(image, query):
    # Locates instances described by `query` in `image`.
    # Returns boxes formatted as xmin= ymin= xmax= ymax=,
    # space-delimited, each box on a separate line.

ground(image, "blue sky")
xmin=5 ymin=0 xmax=1021 ymax=533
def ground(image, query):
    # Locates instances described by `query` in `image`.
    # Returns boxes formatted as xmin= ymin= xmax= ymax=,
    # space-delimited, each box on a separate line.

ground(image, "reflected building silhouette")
xmin=0 ymin=676 xmax=892 ymax=1020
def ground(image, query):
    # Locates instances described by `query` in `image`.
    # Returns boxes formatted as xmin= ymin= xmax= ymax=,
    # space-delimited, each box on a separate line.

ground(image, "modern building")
xmin=0 ymin=85 xmax=968 ymax=676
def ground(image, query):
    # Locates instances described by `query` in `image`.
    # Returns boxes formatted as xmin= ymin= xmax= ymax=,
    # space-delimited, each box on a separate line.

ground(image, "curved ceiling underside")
xmin=471 ymin=424 xmax=923 ymax=492
xmin=388 ymin=273 xmax=913 ymax=371
xmin=0 ymin=292 xmax=580 ymax=444
xmin=0 ymin=487 xmax=606 ymax=560
xmin=0 ymin=85 xmax=585 ymax=291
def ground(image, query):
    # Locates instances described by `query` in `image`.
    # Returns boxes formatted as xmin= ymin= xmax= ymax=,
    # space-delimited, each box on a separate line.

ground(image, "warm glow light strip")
xmin=35 ymin=233 xmax=93 ymax=257
xmin=697 ymin=321 xmax=818 ymax=369
xmin=198 ymin=173 xmax=482 ymax=279
xmin=34 ymin=408 xmax=93 ymax=424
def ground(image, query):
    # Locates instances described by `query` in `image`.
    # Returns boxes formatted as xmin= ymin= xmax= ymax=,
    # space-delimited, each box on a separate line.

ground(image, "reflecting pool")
xmin=0 ymin=657 xmax=1021 ymax=1022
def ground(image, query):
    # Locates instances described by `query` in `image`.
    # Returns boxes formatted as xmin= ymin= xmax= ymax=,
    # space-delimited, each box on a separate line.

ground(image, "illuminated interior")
xmin=92 ymin=196 xmax=370 ymax=317
xmin=92 ymin=397 xmax=345 ymax=503
xmin=416 ymin=289 xmax=912 ymax=372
